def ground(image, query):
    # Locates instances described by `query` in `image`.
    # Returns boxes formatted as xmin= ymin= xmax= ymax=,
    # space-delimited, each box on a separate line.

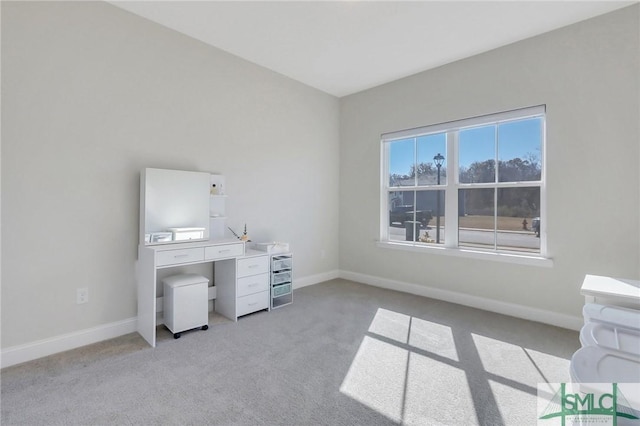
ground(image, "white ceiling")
xmin=110 ymin=1 xmax=635 ymax=97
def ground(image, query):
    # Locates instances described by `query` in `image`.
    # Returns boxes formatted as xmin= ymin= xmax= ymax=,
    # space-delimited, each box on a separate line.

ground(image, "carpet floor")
xmin=1 ymin=279 xmax=579 ymax=425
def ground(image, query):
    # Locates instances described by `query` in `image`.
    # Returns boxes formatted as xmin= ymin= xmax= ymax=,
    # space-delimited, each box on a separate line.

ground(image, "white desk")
xmin=137 ymin=239 xmax=270 ymax=347
xmin=580 ymin=274 xmax=640 ymax=309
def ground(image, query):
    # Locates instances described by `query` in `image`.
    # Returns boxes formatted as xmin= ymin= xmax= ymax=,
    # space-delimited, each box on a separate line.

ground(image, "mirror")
xmin=140 ymin=168 xmax=210 ymax=245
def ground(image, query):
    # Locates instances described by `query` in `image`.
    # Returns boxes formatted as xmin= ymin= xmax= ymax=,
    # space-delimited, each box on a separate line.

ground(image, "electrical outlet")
xmin=76 ymin=287 xmax=89 ymax=304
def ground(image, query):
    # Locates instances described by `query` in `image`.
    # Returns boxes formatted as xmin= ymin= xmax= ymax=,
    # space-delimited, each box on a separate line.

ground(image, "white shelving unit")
xmin=270 ymin=253 xmax=293 ymax=309
xmin=209 ymin=174 xmax=227 ymax=240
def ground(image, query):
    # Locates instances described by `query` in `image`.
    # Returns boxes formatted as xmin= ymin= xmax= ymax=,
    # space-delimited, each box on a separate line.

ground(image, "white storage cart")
xmin=270 ymin=254 xmax=293 ymax=309
xmin=163 ymin=273 xmax=209 ymax=339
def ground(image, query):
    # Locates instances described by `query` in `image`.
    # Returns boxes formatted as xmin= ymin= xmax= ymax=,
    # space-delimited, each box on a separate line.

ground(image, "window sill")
xmin=376 ymin=241 xmax=553 ymax=268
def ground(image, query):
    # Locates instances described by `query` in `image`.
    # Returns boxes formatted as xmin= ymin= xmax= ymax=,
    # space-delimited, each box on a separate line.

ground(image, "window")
xmin=381 ymin=106 xmax=546 ymax=259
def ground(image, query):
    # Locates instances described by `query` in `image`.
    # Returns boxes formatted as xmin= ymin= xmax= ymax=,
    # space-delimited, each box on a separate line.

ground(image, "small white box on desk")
xmin=254 ymin=242 xmax=289 ymax=254
xmin=162 ymin=273 xmax=209 ymax=339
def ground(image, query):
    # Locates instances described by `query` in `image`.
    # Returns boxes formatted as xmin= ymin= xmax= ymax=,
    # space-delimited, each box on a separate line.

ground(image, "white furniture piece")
xmin=571 ymin=274 xmax=640 ymax=386
xmin=136 ymin=168 xmax=285 ymax=347
xmin=215 ymin=250 xmax=270 ymax=320
xmin=581 ymin=274 xmax=640 ymax=308
xmin=137 ymin=239 xmax=246 ymax=346
xmin=271 ymin=253 xmax=293 ymax=309
xmin=163 ymin=274 xmax=209 ymax=339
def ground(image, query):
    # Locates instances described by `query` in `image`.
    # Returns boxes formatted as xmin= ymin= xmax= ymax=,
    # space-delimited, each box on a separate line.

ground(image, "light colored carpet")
xmin=1 ymin=279 xmax=579 ymax=425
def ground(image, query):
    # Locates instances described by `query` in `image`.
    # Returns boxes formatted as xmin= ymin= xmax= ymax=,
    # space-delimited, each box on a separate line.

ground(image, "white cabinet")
xmin=162 ymin=274 xmax=209 ymax=339
xmin=271 ymin=254 xmax=293 ymax=309
xmin=214 ymin=251 xmax=270 ymax=321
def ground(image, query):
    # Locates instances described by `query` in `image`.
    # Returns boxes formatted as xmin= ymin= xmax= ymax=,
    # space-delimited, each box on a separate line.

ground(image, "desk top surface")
xmin=581 ymin=274 xmax=640 ymax=303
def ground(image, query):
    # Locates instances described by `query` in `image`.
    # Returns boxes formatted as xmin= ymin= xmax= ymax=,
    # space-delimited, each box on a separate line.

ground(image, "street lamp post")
xmin=433 ymin=153 xmax=445 ymax=244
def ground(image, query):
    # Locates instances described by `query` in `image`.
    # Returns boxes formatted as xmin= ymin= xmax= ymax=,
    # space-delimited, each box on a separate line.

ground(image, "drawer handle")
xmin=248 ymin=283 xmax=258 ymax=287
xmin=219 ymin=249 xmax=230 ymax=253
xmin=174 ymin=254 xmax=189 ymax=258
xmin=248 ymin=302 xmax=257 ymax=306
xmin=248 ymin=265 xmax=258 ymax=268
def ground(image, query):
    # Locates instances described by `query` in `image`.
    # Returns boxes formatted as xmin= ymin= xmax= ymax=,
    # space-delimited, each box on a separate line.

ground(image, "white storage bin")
xmin=272 ymin=256 xmax=292 ymax=272
xmin=583 ymin=303 xmax=640 ymax=330
xmin=570 ymin=346 xmax=640 ymax=424
xmin=254 ymin=242 xmax=289 ymax=254
xmin=272 ymin=270 xmax=292 ymax=285
xmin=571 ymin=346 xmax=640 ymax=389
xmin=580 ymin=322 xmax=640 ymax=357
xmin=163 ymin=273 xmax=209 ymax=339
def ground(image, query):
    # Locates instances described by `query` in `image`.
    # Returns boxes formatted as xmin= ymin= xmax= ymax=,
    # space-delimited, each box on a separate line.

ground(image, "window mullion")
xmin=444 ymin=130 xmax=457 ymax=248
xmin=494 ymin=125 xmax=498 ymax=250
xmin=381 ymin=141 xmax=390 ymax=241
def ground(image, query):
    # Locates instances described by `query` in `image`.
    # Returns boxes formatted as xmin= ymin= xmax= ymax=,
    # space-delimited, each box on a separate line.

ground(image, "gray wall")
xmin=2 ymin=1 xmax=639 ymax=353
xmin=339 ymin=5 xmax=640 ymax=317
xmin=1 ymin=2 xmax=340 ymax=348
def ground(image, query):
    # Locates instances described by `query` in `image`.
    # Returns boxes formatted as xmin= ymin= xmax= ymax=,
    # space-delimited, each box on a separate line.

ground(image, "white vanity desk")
xmin=137 ymin=239 xmax=270 ymax=347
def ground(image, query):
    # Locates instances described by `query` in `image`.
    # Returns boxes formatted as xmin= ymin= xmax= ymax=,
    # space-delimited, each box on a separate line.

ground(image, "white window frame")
xmin=379 ymin=105 xmax=551 ymax=267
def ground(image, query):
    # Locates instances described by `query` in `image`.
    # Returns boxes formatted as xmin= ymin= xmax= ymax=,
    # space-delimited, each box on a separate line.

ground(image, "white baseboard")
xmin=294 ymin=269 xmax=340 ymax=289
xmin=339 ymin=270 xmax=583 ymax=331
xmin=1 ymin=317 xmax=138 ymax=369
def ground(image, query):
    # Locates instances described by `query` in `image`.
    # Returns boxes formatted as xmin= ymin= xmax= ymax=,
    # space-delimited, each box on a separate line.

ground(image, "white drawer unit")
xmin=214 ymin=251 xmax=270 ymax=321
xmin=156 ymin=247 xmax=205 ymax=267
xmin=162 ymin=274 xmax=209 ymax=339
xmin=205 ymin=243 xmax=244 ymax=260
xmin=271 ymin=253 xmax=293 ymax=309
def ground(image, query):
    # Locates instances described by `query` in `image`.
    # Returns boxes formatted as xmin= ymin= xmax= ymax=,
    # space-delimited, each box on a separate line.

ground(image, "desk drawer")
xmin=237 ymin=273 xmax=269 ymax=298
xmin=237 ymin=255 xmax=269 ymax=278
xmin=204 ymin=243 xmax=244 ymax=260
xmin=157 ymin=248 xmax=204 ymax=267
xmin=237 ymin=290 xmax=269 ymax=317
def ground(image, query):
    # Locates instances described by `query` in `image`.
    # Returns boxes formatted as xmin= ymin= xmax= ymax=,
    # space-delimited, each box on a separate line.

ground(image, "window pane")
xmin=459 ymin=188 xmax=495 ymax=249
xmin=388 ymin=138 xmax=415 ymax=187
xmin=417 ymin=190 xmax=445 ymax=244
xmin=387 ymin=190 xmax=444 ymax=243
xmin=496 ymin=187 xmax=540 ymax=253
xmin=498 ymin=118 xmax=542 ymax=182
xmin=416 ymin=133 xmax=447 ymax=185
xmin=459 ymin=125 xmax=496 ymax=183
xmin=388 ymin=191 xmax=415 ymax=241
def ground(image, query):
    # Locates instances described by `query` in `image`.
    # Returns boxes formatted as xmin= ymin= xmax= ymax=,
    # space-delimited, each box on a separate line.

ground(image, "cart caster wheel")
xmin=201 ymin=325 xmax=209 ymax=331
xmin=173 ymin=333 xmax=181 ymax=339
